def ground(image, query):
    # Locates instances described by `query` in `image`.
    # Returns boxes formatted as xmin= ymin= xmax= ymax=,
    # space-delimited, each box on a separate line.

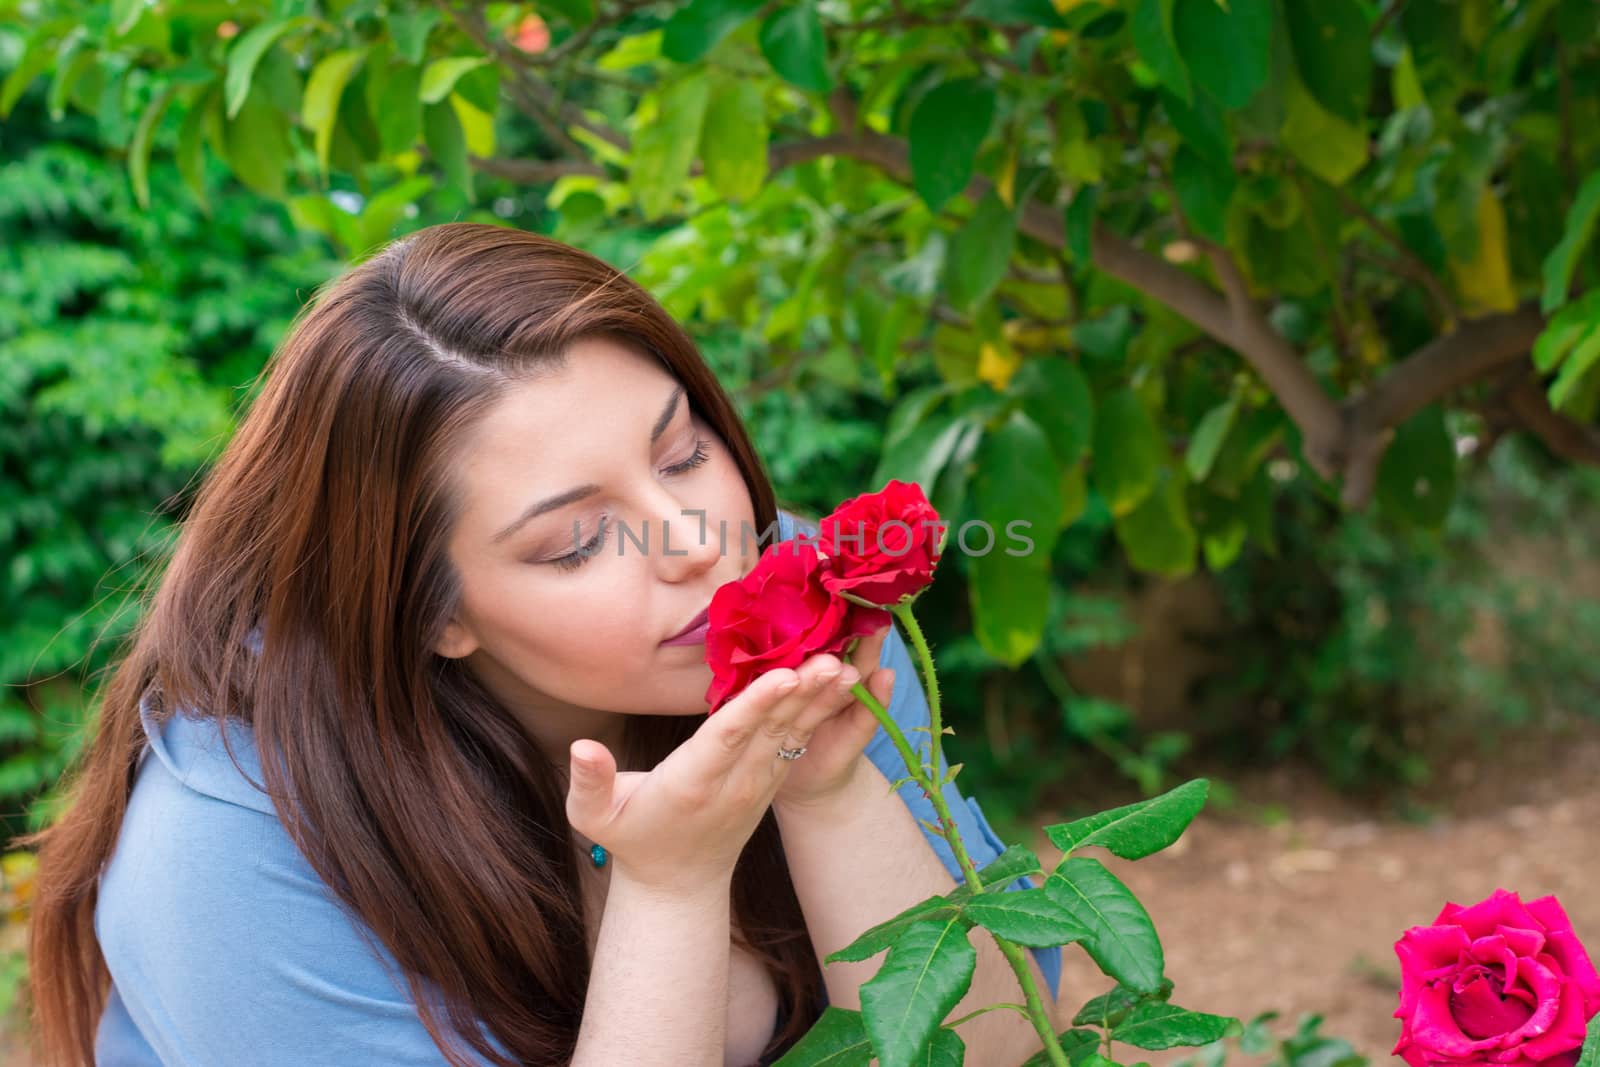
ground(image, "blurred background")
xmin=2 ymin=0 xmax=1598 ymax=1063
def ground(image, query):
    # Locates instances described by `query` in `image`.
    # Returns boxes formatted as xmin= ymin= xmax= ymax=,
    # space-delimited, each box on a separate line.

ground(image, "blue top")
xmin=94 ymin=508 xmax=1060 ymax=1065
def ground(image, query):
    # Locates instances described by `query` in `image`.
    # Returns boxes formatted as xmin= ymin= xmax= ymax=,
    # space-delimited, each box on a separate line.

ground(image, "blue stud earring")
xmin=589 ymin=843 xmax=608 ymax=868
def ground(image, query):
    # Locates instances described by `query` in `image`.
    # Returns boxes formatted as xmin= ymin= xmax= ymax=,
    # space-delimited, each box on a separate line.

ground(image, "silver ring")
xmin=776 ymin=744 xmax=807 ymax=761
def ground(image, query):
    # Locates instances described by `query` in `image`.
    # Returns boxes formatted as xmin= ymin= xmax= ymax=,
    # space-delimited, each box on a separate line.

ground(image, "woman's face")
xmin=434 ymin=336 xmax=760 ymax=756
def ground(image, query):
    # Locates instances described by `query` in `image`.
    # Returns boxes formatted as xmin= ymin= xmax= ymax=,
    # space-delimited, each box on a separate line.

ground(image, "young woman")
xmin=24 ymin=223 xmax=1062 ymax=1067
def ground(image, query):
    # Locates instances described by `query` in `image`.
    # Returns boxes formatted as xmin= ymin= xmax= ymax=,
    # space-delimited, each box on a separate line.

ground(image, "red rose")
xmin=703 ymin=540 xmax=888 ymax=715
xmin=816 ymin=479 xmax=944 ymax=609
xmin=1393 ymin=888 xmax=1600 ymax=1067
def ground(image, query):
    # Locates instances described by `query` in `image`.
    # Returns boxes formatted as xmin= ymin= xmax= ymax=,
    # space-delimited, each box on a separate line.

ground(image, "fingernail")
xmin=839 ymin=668 xmax=860 ymax=687
xmin=777 ymin=677 xmax=800 ymax=694
xmin=817 ymin=669 xmax=840 ymax=685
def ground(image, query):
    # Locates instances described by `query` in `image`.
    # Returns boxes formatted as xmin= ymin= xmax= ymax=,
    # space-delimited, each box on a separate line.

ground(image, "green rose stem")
xmin=840 ymin=603 xmax=1072 ymax=1067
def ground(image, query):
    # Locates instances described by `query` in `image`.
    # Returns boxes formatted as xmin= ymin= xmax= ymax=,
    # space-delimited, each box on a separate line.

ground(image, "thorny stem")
xmin=845 ymin=605 xmax=1071 ymax=1067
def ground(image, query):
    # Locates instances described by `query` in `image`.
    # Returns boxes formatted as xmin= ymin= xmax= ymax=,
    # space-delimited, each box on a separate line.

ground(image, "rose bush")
xmin=1393 ymin=888 xmax=1600 ymax=1067
xmin=701 ymin=481 xmax=1243 ymax=1067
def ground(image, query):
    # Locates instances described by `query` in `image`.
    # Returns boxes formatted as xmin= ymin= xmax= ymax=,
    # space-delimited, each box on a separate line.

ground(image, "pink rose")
xmin=1393 ymin=888 xmax=1600 ymax=1067
xmin=815 ymin=479 xmax=943 ymax=609
xmin=703 ymin=540 xmax=887 ymax=715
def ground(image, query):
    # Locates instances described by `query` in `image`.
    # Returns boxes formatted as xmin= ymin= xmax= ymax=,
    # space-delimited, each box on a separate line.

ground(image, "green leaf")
xmin=176 ymin=82 xmax=215 ymax=211
xmin=1548 ymin=326 xmax=1600 ymax=413
xmin=859 ymin=916 xmax=976 ymax=1067
xmin=662 ymin=0 xmax=765 ymax=63
xmin=1163 ymin=88 xmax=1232 ymax=170
xmin=1172 ymin=0 xmax=1271 ymax=109
xmin=1185 ymin=397 xmax=1237 ymax=481
xmin=1045 ymin=858 xmax=1165 ymax=993
xmin=129 ymin=83 xmax=177 ymax=210
xmin=909 ymin=79 xmax=996 ymax=213
xmin=922 ymin=1027 xmax=966 ymax=1067
xmin=1279 ymin=73 xmax=1367 ymax=186
xmin=224 ymin=16 xmax=314 ymax=120
xmin=1284 ymin=0 xmax=1371 ymax=122
xmin=223 ymin=83 xmax=291 ymax=198
xmin=419 ymin=55 xmax=487 ymax=105
xmin=1045 ymin=779 xmax=1209 ymax=859
xmin=1114 ymin=467 xmax=1197 ymax=577
xmin=700 ymin=74 xmax=769 ymax=201
xmin=1092 ymin=389 xmax=1165 ymax=516
xmin=964 ymin=0 xmax=1068 ymax=28
xmin=2 ymin=21 xmax=70 ymax=120
xmin=631 ymin=70 xmax=712 ymax=220
xmin=1132 ymin=0 xmax=1190 ymax=102
xmin=1018 ymin=1030 xmax=1104 ymax=1067
xmin=1172 ymin=145 xmax=1234 ymax=242
xmin=759 ymin=5 xmax=833 ymax=92
xmin=1541 ymin=168 xmax=1600 ymax=313
xmin=1065 ymin=185 xmax=1099 ymax=264
xmin=946 ymin=188 xmax=1017 ymax=312
xmin=389 ymin=10 xmax=441 ymax=64
xmin=772 ymin=1005 xmax=874 ymax=1066
xmin=1113 ymin=1001 xmax=1243 ymax=1050
xmin=1573 ymin=1011 xmax=1600 ymax=1067
xmin=1072 ymin=979 xmax=1176 ymax=1028
xmin=953 ymin=844 xmax=1044 ymax=897
xmin=829 ymin=896 xmax=961 ymax=963
xmin=303 ymin=49 xmax=366 ymax=180
xmin=971 ymin=411 xmax=1061 ymax=664
xmin=373 ymin=62 xmax=424 ymax=157
xmin=422 ymin=97 xmax=471 ymax=200
xmin=961 ymin=889 xmax=1093 ymax=947
xmin=1376 ymin=405 xmax=1456 ymax=530
xmin=1013 ymin=357 xmax=1095 ymax=468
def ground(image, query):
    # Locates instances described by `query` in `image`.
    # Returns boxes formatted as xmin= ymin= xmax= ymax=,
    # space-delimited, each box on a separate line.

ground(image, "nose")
xmin=638 ymin=488 xmax=720 ymax=581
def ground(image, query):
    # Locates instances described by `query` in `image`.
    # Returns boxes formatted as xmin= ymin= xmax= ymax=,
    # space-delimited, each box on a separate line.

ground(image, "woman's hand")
xmin=564 ymin=655 xmax=883 ymax=895
xmin=770 ymin=623 xmax=897 ymax=814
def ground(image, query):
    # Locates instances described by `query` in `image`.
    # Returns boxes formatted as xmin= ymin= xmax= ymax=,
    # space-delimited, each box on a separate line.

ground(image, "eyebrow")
xmin=490 ymin=383 xmax=686 ymax=546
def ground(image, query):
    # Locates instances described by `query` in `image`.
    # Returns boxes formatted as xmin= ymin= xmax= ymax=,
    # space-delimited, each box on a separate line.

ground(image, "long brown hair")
xmin=20 ymin=222 xmax=823 ymax=1066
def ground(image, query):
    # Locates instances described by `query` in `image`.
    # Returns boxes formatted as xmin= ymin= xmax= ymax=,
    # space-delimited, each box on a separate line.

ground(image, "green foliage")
xmin=0 ymin=49 xmax=339 ymax=842
xmin=6 ymin=0 xmax=1594 ymax=674
xmin=1173 ymin=1011 xmax=1369 ymax=1067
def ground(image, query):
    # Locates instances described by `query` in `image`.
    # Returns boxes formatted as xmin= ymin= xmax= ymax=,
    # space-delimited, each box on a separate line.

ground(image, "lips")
xmin=663 ymin=605 xmax=710 ymax=643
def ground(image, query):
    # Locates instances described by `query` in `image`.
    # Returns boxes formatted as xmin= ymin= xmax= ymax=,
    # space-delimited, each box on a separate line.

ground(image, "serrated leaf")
xmin=1045 ymin=779 xmax=1209 ymax=859
xmin=1113 ymin=1001 xmax=1243 ymax=1050
xmin=962 ymin=888 xmax=1093 ymax=947
xmin=1044 ymin=858 xmax=1165 ymax=993
xmin=859 ymin=916 xmax=976 ymax=1067
xmin=829 ymin=896 xmax=961 ymax=963
xmin=1072 ymin=978 xmax=1176 ymax=1028
xmin=773 ymin=1005 xmax=874 ymax=1066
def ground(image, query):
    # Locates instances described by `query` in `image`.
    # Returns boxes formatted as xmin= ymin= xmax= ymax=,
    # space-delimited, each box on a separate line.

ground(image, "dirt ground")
xmin=4 ymin=717 xmax=1596 ymax=1067
xmin=1029 ymin=712 xmax=1600 ymax=1065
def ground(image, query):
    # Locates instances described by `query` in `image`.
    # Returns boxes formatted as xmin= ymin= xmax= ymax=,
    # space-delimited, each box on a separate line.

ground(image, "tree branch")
xmin=1504 ymin=373 xmax=1600 ymax=466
